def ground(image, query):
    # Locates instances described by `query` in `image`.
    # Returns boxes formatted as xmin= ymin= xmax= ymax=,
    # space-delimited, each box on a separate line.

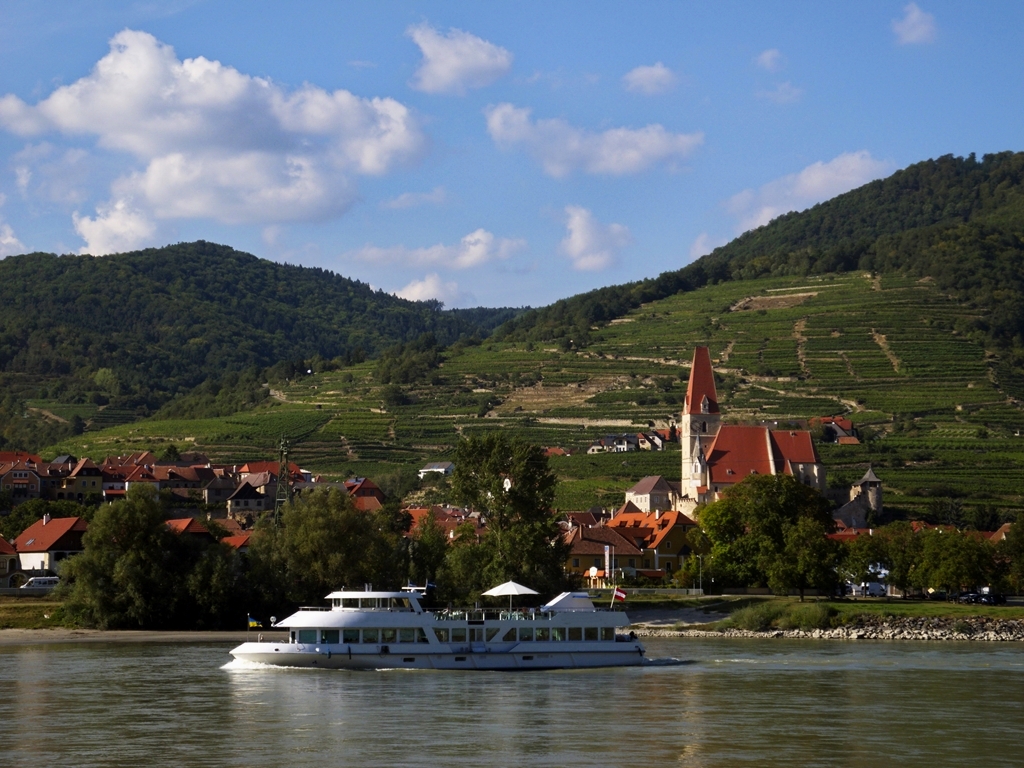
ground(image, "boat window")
xmin=417 ymin=628 xmax=429 ymax=643
xmin=451 ymin=628 xmax=467 ymax=643
xmin=381 ymin=628 xmax=397 ymax=643
xmin=341 ymin=597 xmax=360 ymax=608
xmin=362 ymin=629 xmax=379 ymax=643
xmin=518 ymin=628 xmax=534 ymax=642
xmin=470 ymin=628 xmax=484 ymax=643
xmin=433 ymin=628 xmax=450 ymax=642
xmin=535 ymin=627 xmax=550 ymax=642
xmin=501 ymin=628 xmax=516 ymax=642
xmin=568 ymin=627 xmax=582 ymax=641
xmin=551 ymin=627 xmax=565 ymax=641
xmin=321 ymin=630 xmax=340 ymax=644
xmin=298 ymin=629 xmax=317 ymax=644
xmin=486 ymin=627 xmax=501 ymax=641
xmin=601 ymin=627 xmax=614 ymax=641
xmin=399 ymin=628 xmax=415 ymax=643
xmin=584 ymin=628 xmax=598 ymax=641
xmin=342 ymin=629 xmax=359 ymax=644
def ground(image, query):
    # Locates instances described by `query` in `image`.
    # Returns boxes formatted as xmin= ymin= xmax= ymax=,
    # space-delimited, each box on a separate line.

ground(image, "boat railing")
xmin=429 ymin=609 xmax=556 ymax=622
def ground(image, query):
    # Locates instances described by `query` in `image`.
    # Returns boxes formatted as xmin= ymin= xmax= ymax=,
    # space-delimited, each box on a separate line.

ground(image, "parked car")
xmin=20 ymin=576 xmax=59 ymax=591
xmin=956 ymin=592 xmax=979 ymax=604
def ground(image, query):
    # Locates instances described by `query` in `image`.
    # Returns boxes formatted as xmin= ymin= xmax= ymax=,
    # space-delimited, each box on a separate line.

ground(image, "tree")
xmin=61 ymin=486 xmax=186 ymax=629
xmin=913 ymin=529 xmax=993 ymax=594
xmin=998 ymin=513 xmax=1024 ymax=593
xmin=409 ymin=510 xmax=449 ymax=587
xmin=873 ymin=521 xmax=922 ymax=596
xmin=697 ymin=474 xmax=837 ymax=597
xmin=841 ymin=532 xmax=884 ymax=589
xmin=447 ymin=434 xmax=569 ymax=598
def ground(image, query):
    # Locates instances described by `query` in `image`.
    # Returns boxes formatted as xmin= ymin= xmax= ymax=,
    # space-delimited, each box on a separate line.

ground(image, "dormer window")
xmin=701 ymin=395 xmax=710 ymax=414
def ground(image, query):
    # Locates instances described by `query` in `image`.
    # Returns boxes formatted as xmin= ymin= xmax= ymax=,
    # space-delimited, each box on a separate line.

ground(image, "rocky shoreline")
xmin=633 ymin=615 xmax=1024 ymax=642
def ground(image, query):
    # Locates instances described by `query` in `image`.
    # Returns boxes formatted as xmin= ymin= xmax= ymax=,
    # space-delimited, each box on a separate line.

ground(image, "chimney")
xmin=43 ymin=514 xmax=51 ymax=525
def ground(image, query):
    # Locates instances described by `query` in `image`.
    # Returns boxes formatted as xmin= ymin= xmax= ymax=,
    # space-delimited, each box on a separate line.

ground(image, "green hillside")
xmin=496 ymin=151 xmax=1024 ymax=373
xmin=44 ymin=270 xmax=1024 ymax=520
xmin=0 ymin=241 xmax=517 ymax=451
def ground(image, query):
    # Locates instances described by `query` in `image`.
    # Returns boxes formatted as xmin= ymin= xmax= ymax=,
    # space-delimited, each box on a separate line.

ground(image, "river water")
xmin=1 ymin=637 xmax=1021 ymax=767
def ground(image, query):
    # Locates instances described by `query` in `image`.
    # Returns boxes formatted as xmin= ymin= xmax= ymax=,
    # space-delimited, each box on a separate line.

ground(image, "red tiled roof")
xmin=165 ymin=518 xmax=210 ymax=536
xmin=223 ymin=533 xmax=251 ymax=549
xmin=0 ymin=537 xmax=16 ymax=555
xmin=770 ymin=429 xmax=820 ymax=467
xmin=565 ymin=526 xmax=643 ymax=557
xmin=15 ymin=516 xmax=87 ymax=552
xmin=706 ymin=425 xmax=775 ymax=483
xmin=0 ymin=451 xmax=42 ymax=464
xmin=837 ymin=436 xmax=861 ymax=445
xmin=684 ymin=346 xmax=719 ymax=415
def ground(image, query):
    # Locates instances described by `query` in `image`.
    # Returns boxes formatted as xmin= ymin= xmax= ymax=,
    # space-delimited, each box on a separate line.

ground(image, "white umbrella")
xmin=482 ymin=580 xmax=539 ymax=611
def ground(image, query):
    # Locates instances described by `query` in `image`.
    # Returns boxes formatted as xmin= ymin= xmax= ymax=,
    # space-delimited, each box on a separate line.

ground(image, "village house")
xmin=14 ymin=515 xmax=88 ymax=575
xmin=604 ymin=503 xmax=698 ymax=578
xmin=624 ymin=475 xmax=681 ymax=512
xmin=678 ymin=346 xmax=826 ymax=510
xmin=418 ymin=461 xmax=454 ymax=480
xmin=0 ymin=537 xmax=20 ymax=587
xmin=563 ymin=524 xmax=644 ymax=586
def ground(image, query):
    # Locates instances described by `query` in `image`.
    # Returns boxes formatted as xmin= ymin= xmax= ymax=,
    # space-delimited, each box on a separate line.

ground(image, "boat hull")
xmin=230 ymin=641 xmax=646 ymax=670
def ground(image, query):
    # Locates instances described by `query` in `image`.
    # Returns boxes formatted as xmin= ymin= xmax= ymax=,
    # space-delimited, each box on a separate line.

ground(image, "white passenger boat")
xmin=230 ymin=588 xmax=645 ymax=670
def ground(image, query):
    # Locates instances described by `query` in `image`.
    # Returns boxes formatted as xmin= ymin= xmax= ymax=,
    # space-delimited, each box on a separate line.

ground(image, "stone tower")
xmin=680 ymin=346 xmax=721 ymax=491
xmin=851 ymin=466 xmax=883 ymax=514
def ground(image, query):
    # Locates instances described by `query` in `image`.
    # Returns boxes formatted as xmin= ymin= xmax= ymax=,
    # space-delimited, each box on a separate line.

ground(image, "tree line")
xmin=680 ymin=474 xmax=1024 ymax=597
xmin=54 ymin=434 xmax=571 ymax=630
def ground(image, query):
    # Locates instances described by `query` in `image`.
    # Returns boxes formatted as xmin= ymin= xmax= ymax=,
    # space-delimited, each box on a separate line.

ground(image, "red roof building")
xmin=678 ymin=345 xmax=826 ymax=507
xmin=14 ymin=516 xmax=88 ymax=573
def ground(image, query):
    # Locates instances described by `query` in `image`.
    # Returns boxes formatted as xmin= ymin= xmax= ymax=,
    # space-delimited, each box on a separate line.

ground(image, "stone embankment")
xmin=633 ymin=616 xmax=1024 ymax=642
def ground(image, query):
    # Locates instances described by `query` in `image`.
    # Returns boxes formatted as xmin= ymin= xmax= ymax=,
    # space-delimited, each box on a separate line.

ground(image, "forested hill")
xmin=0 ymin=241 xmax=516 ymax=422
xmin=496 ymin=151 xmax=1024 ymax=356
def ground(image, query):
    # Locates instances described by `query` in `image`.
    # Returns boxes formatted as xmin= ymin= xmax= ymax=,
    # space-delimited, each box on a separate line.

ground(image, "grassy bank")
xmin=709 ymin=596 xmax=1024 ymax=632
xmin=0 ymin=597 xmax=70 ymax=630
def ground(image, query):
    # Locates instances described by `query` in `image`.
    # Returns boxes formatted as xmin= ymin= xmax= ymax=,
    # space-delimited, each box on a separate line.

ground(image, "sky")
xmin=0 ymin=2 xmax=1022 ymax=309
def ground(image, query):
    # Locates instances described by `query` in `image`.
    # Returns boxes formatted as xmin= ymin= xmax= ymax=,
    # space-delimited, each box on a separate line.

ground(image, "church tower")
xmin=680 ymin=346 xmax=721 ymax=492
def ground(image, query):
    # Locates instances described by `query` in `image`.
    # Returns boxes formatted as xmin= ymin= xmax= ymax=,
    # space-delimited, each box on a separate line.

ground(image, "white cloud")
xmin=560 ymin=206 xmax=630 ymax=271
xmin=0 ymin=195 xmax=24 ymax=258
xmin=688 ymin=232 xmax=726 ymax=261
xmin=622 ymin=62 xmax=676 ymax=94
xmin=757 ymin=81 xmax=804 ymax=104
xmin=353 ymin=228 xmax=525 ymax=270
xmin=755 ymin=49 xmax=784 ymax=72
xmin=485 ymin=103 xmax=703 ymax=177
xmin=381 ymin=186 xmax=447 ymax=210
xmin=407 ymin=23 xmax=512 ymax=95
xmin=396 ymin=273 xmax=462 ymax=305
xmin=893 ymin=3 xmax=937 ymax=45
xmin=727 ymin=151 xmax=894 ymax=232
xmin=72 ymin=198 xmax=156 ymax=255
xmin=0 ymin=29 xmax=426 ymax=245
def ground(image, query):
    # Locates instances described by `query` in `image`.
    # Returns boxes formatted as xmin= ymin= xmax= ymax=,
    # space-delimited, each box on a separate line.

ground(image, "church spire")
xmin=684 ymin=346 xmax=719 ymax=415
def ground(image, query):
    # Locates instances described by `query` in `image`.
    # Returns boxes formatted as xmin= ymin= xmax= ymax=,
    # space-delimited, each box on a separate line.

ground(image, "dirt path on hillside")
xmin=27 ymin=407 xmax=68 ymax=424
xmin=731 ymin=292 xmax=817 ymax=312
xmin=792 ymin=319 xmax=809 ymax=376
xmin=719 ymin=341 xmax=735 ymax=363
xmin=871 ymin=329 xmax=902 ymax=373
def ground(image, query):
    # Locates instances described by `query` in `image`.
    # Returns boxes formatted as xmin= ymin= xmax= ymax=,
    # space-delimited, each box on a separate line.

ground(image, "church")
xmin=676 ymin=346 xmax=826 ymax=512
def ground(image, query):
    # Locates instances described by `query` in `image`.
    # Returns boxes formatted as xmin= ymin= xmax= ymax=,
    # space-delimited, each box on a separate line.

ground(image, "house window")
xmin=572 ymin=558 xmax=580 ymax=568
xmin=628 ymin=558 xmax=635 ymax=568
xmin=593 ymin=558 xmax=601 ymax=568
xmin=665 ymin=541 xmax=672 ymax=551
xmin=644 ymin=559 xmax=650 ymax=568
xmin=666 ymin=562 xmax=674 ymax=572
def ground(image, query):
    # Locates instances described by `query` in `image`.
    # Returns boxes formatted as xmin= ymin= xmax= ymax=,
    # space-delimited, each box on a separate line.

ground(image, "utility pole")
xmin=273 ymin=438 xmax=291 ymax=525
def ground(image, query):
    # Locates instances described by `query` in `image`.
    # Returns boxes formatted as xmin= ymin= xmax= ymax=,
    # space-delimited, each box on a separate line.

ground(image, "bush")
xmin=780 ymin=602 xmax=837 ymax=631
xmin=728 ymin=601 xmax=788 ymax=631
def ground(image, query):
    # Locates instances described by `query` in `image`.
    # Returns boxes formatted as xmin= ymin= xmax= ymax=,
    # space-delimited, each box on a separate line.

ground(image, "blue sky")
xmin=0 ymin=1 xmax=1021 ymax=308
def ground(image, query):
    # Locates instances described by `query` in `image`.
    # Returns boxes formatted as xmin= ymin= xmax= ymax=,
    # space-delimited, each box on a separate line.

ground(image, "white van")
xmin=20 ymin=576 xmax=59 ymax=590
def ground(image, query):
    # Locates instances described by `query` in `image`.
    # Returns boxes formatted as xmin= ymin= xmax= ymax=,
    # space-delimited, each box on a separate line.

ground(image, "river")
xmin=1 ymin=637 xmax=1021 ymax=766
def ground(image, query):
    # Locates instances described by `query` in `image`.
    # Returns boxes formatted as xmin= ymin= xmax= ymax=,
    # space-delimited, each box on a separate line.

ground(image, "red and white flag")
xmin=613 ymin=587 xmax=627 ymax=602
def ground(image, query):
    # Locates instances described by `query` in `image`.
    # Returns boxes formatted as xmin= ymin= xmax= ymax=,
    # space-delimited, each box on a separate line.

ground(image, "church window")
xmin=701 ymin=421 xmax=707 ymax=433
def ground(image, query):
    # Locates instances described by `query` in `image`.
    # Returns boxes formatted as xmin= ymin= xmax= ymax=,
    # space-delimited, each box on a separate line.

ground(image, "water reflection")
xmin=1 ymin=638 xmax=1022 ymax=767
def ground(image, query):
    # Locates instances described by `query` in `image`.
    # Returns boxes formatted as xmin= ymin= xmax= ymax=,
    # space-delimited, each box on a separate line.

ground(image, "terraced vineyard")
xmin=44 ymin=271 xmax=1024 ymax=514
